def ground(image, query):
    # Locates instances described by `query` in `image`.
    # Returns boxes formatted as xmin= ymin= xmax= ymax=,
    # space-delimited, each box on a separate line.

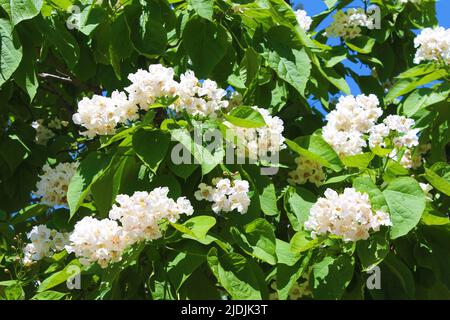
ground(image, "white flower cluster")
xmin=33 ymin=162 xmax=79 ymax=207
xmin=368 ymin=115 xmax=420 ymax=169
xmin=225 ymin=107 xmax=286 ymax=160
xmin=288 ymin=156 xmax=325 ymax=187
xmin=67 ymin=187 xmax=193 ymax=268
xmin=73 ymin=65 xmax=231 ymax=137
xmin=304 ymin=188 xmax=392 ymax=242
xmin=32 ymin=118 xmax=69 ymax=145
xmin=125 ymin=64 xmax=178 ymax=110
xmin=413 ymin=27 xmax=450 ymax=65
xmin=23 ymin=225 xmax=69 ymax=266
xmin=66 ymin=217 xmax=128 ymax=268
xmin=325 ymin=9 xmax=374 ymax=39
xmin=168 ymin=71 xmax=229 ymax=118
xmin=108 ymin=188 xmax=194 ymax=243
xmin=323 ymin=94 xmax=382 ymax=157
xmin=195 ymin=178 xmax=251 ymax=214
xmin=72 ymin=91 xmax=138 ymax=138
xmin=32 ymin=120 xmax=55 ymax=145
xmin=295 ymin=9 xmax=312 ymax=31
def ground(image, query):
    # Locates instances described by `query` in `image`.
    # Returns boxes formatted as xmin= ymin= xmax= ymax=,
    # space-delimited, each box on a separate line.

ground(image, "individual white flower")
xmin=22 ymin=225 xmax=70 ymax=266
xmin=414 ymin=27 xmax=450 ymax=64
xmin=323 ymin=94 xmax=382 ymax=157
xmin=304 ymin=188 xmax=392 ymax=242
xmin=194 ymin=183 xmax=215 ymax=201
xmin=196 ymin=178 xmax=251 ymax=214
xmin=33 ymin=162 xmax=79 ymax=207
xmin=288 ymin=156 xmax=325 ymax=187
xmin=66 ymin=217 xmax=129 ymax=268
xmin=32 ymin=120 xmax=55 ymax=145
xmin=108 ymin=188 xmax=193 ymax=244
xmin=295 ymin=9 xmax=312 ymax=31
xmin=419 ymin=182 xmax=433 ymax=201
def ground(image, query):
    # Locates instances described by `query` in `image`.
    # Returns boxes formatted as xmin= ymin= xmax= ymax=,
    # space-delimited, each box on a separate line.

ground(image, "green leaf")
xmin=0 ymin=19 xmax=23 ymax=86
xmin=67 ymin=151 xmax=113 ymax=217
xmin=353 ymin=176 xmax=388 ymax=211
xmin=133 ymin=128 xmax=169 ymax=173
xmin=356 ymin=229 xmax=389 ymax=271
xmin=385 ymin=69 xmax=447 ymax=103
xmin=4 ymin=282 xmax=25 ymax=300
xmin=0 ymin=135 xmax=29 ymax=174
xmin=11 ymin=203 xmax=47 ymax=224
xmin=284 ymin=186 xmax=317 ymax=231
xmin=78 ymin=5 xmax=107 ymax=36
xmin=377 ymin=252 xmax=415 ymax=299
xmin=345 ymin=36 xmax=375 ymax=54
xmin=10 ymin=0 xmax=43 ymax=26
xmin=170 ymin=128 xmax=223 ymax=176
xmin=91 ymin=152 xmax=131 ymax=218
xmin=224 ymin=106 xmax=266 ymax=128
xmin=396 ymin=63 xmax=436 ymax=79
xmin=128 ymin=11 xmax=167 ymax=57
xmin=290 ymin=230 xmax=320 ymax=253
xmin=287 ymin=134 xmax=343 ymax=172
xmin=341 ymin=152 xmax=374 ymax=169
xmin=182 ymin=17 xmax=229 ymax=77
xmin=276 ymin=239 xmax=311 ymax=300
xmin=31 ymin=290 xmax=66 ymax=300
xmin=231 ymin=218 xmax=277 ymax=265
xmin=171 ymin=215 xmax=216 ymax=241
xmin=259 ymin=25 xmax=311 ymax=97
xmin=37 ymin=17 xmax=80 ymax=68
xmin=207 ymin=248 xmax=268 ymax=300
xmin=311 ymin=254 xmax=355 ymax=300
xmin=166 ymin=242 xmax=208 ymax=290
xmin=188 ymin=0 xmax=214 ymax=21
xmin=13 ymin=28 xmax=38 ymax=100
xmin=402 ymin=87 xmax=450 ymax=117
xmin=424 ymin=163 xmax=450 ymax=196
xmin=383 ymin=177 xmax=426 ymax=239
xmin=38 ymin=260 xmax=82 ymax=292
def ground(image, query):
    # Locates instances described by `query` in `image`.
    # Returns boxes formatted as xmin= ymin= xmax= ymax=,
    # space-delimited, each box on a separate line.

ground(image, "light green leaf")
xmin=224 ymin=106 xmax=266 ymax=128
xmin=259 ymin=25 xmax=311 ymax=97
xmin=0 ymin=19 xmax=23 ymax=87
xmin=31 ymin=290 xmax=66 ymax=300
xmin=10 ymin=0 xmax=43 ymax=26
xmin=383 ymin=177 xmax=426 ymax=239
xmin=341 ymin=152 xmax=374 ymax=169
xmin=188 ymin=0 xmax=214 ymax=21
xmin=424 ymin=162 xmax=450 ymax=196
xmin=171 ymin=215 xmax=216 ymax=241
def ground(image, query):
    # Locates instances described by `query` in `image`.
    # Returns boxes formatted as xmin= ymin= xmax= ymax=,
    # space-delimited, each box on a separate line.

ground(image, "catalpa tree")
xmin=0 ymin=0 xmax=448 ymax=300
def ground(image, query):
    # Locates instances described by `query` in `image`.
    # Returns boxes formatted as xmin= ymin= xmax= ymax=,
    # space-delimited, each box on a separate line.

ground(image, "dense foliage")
xmin=0 ymin=0 xmax=449 ymax=300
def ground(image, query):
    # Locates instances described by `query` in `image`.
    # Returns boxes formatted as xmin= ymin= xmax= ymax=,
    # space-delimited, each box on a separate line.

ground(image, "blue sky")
xmin=293 ymin=0 xmax=449 ymax=113
xmin=294 ymin=0 xmax=450 ymax=28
